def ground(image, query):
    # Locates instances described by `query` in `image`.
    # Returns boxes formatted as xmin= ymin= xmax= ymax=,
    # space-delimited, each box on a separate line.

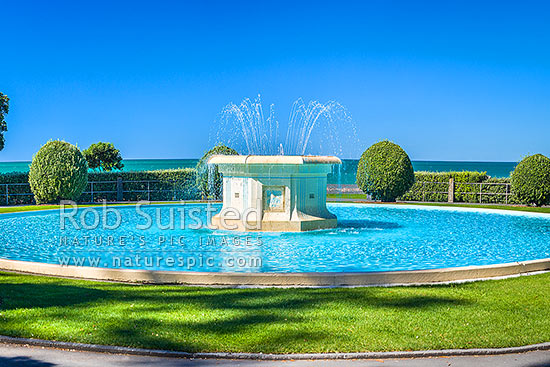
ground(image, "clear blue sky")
xmin=1 ymin=0 xmax=549 ymax=161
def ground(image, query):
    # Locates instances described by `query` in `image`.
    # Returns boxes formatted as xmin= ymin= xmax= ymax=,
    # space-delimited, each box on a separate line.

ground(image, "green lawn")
xmin=0 ymin=271 xmax=549 ymax=353
xmin=0 ymin=204 xmax=62 ymax=214
xmin=0 ymin=201 xmax=202 ymax=214
xmin=327 ymin=193 xmax=368 ymax=199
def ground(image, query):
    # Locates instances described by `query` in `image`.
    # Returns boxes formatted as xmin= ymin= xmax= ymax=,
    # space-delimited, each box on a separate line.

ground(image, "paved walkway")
xmin=0 ymin=343 xmax=549 ymax=367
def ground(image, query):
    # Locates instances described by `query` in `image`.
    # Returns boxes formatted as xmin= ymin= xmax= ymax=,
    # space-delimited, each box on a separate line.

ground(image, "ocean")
xmin=0 ymin=159 xmax=517 ymax=185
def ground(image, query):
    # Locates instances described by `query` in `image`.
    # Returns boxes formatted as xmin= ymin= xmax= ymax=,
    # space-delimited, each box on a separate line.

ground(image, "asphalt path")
xmin=1 ymin=343 xmax=550 ymax=367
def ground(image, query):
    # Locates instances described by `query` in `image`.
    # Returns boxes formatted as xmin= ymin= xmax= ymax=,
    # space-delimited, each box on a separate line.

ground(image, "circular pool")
xmin=0 ymin=203 xmax=549 ymax=286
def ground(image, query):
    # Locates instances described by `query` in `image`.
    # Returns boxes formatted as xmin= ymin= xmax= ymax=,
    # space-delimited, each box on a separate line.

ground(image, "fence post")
xmin=479 ymin=183 xmax=482 ymax=203
xmin=448 ymin=178 xmax=454 ymax=203
xmin=116 ymin=177 xmax=123 ymax=201
xmin=422 ymin=182 xmax=425 ymax=202
xmin=172 ymin=180 xmax=176 ymax=201
xmin=90 ymin=182 xmax=94 ymax=203
xmin=5 ymin=184 xmax=8 ymax=206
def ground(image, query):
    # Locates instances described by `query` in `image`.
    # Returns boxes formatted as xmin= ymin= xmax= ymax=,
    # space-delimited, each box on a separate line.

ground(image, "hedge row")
xmin=0 ymin=169 xmax=526 ymax=205
xmin=83 ymin=169 xmax=200 ymax=202
xmin=398 ymin=171 xmax=520 ymax=204
xmin=0 ymin=169 xmax=200 ymax=205
xmin=0 ymin=172 xmax=33 ymax=205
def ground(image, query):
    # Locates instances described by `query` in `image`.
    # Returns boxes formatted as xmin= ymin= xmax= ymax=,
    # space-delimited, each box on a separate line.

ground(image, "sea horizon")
xmin=0 ymin=158 xmax=518 ymax=184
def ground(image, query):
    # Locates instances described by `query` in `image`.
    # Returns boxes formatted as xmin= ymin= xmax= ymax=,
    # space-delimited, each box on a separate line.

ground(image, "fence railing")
xmin=459 ymin=182 xmax=512 ymax=204
xmin=329 ymin=180 xmax=513 ymax=204
xmin=1 ymin=179 xmax=199 ymax=205
xmin=2 ymin=183 xmax=34 ymax=205
xmin=1 ymin=179 xmax=515 ymax=206
xmin=417 ymin=181 xmax=449 ymax=202
xmin=402 ymin=179 xmax=513 ymax=204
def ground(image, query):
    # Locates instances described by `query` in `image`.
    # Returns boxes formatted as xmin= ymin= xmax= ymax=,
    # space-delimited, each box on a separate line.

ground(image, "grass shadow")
xmin=0 ymin=273 xmax=475 ymax=353
xmin=0 ymin=282 xmax=107 ymax=310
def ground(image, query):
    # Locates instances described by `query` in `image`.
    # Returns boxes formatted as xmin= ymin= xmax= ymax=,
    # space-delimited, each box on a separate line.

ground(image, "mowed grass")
xmin=0 ymin=201 xmax=206 ymax=215
xmin=327 ymin=193 xmax=368 ymax=199
xmin=0 ymin=271 xmax=549 ymax=353
xmin=0 ymin=205 xmax=61 ymax=214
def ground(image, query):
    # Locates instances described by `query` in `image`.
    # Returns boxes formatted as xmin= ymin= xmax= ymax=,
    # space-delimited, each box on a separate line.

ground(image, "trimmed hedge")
xmin=28 ymin=141 xmax=88 ymax=204
xmin=398 ymin=171 xmax=520 ymax=204
xmin=511 ymin=154 xmax=550 ymax=206
xmin=399 ymin=171 xmax=487 ymax=202
xmin=0 ymin=172 xmax=32 ymax=205
xmin=80 ymin=169 xmax=200 ymax=202
xmin=0 ymin=169 xmax=199 ymax=204
xmin=356 ymin=141 xmax=415 ymax=202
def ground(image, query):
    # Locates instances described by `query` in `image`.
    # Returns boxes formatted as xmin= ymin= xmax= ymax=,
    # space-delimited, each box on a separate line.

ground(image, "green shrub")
xmin=0 ymin=172 xmax=32 ymax=205
xmin=356 ymin=140 xmax=415 ymax=201
xmin=28 ymin=140 xmax=88 ymax=204
xmin=83 ymin=142 xmax=124 ymax=171
xmin=511 ymin=154 xmax=550 ymax=206
xmin=481 ymin=177 xmax=521 ymax=204
xmin=399 ymin=171 xmax=489 ymax=202
xmin=79 ymin=169 xmax=199 ymax=202
xmin=0 ymin=168 xmax=199 ymax=204
xmin=196 ymin=145 xmax=238 ymax=200
xmin=398 ymin=171 xmax=521 ymax=204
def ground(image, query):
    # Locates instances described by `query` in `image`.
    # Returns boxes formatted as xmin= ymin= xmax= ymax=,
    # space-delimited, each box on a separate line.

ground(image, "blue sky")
xmin=1 ymin=0 xmax=549 ymax=161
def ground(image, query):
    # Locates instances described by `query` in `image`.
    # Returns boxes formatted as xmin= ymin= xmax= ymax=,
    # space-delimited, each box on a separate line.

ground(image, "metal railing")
xmin=414 ymin=180 xmax=512 ymax=204
xmin=120 ymin=180 xmax=180 ymax=202
xmin=459 ymin=182 xmax=512 ymax=204
xmin=0 ymin=179 xmax=514 ymax=206
xmin=1 ymin=179 xmax=194 ymax=205
xmin=83 ymin=179 xmax=186 ymax=203
xmin=2 ymin=183 xmax=34 ymax=205
xmin=84 ymin=180 xmax=118 ymax=203
xmin=418 ymin=181 xmax=449 ymax=202
xmin=328 ymin=180 xmax=514 ymax=204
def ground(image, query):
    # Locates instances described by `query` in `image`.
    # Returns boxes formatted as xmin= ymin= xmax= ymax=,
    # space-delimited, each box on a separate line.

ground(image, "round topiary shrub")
xmin=510 ymin=154 xmax=550 ymax=206
xmin=196 ymin=144 xmax=238 ymax=200
xmin=29 ymin=140 xmax=88 ymax=204
xmin=356 ymin=140 xmax=415 ymax=202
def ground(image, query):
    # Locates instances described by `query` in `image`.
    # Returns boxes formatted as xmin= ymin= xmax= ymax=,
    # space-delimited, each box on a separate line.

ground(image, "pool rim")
xmin=0 ymin=257 xmax=549 ymax=286
xmin=1 ymin=202 xmax=549 ymax=287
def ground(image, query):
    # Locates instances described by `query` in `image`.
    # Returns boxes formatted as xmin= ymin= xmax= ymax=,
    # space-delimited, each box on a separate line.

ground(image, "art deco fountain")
xmin=208 ymin=155 xmax=341 ymax=231
xmin=206 ymin=95 xmax=355 ymax=231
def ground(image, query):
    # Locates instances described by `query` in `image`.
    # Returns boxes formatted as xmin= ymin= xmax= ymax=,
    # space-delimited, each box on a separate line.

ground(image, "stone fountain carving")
xmin=208 ymin=155 xmax=341 ymax=232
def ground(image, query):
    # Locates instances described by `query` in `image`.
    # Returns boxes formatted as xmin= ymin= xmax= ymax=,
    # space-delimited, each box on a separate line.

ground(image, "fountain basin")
xmin=208 ymin=155 xmax=341 ymax=231
xmin=1 ymin=203 xmax=550 ymax=286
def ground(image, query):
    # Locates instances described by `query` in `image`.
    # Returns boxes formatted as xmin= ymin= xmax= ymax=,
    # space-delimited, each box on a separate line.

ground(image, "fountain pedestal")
xmin=208 ymin=155 xmax=341 ymax=232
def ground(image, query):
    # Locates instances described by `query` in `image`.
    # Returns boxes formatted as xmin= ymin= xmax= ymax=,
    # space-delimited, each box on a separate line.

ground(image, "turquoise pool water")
xmin=0 ymin=203 xmax=548 ymax=273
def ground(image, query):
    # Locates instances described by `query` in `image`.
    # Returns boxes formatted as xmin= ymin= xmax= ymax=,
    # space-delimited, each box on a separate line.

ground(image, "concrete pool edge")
xmin=0 ymin=257 xmax=549 ymax=286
